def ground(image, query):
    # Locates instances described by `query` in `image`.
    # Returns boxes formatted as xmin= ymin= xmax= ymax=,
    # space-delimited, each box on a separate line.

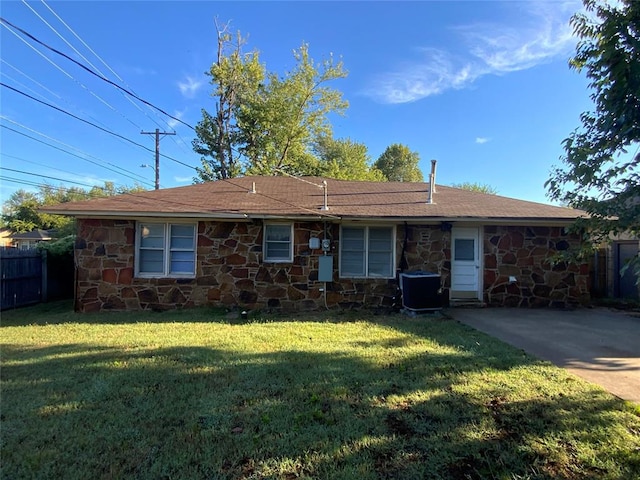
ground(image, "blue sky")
xmin=1 ymin=0 xmax=591 ymax=206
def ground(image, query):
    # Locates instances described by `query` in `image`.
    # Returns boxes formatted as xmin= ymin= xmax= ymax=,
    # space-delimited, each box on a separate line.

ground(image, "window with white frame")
xmin=340 ymin=225 xmax=395 ymax=278
xmin=264 ymin=223 xmax=293 ymax=262
xmin=136 ymin=222 xmax=196 ymax=277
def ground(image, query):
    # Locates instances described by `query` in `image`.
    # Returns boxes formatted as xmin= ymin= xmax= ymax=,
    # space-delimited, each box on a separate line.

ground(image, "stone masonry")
xmin=74 ymin=219 xmax=589 ymax=312
xmin=483 ymin=226 xmax=590 ymax=307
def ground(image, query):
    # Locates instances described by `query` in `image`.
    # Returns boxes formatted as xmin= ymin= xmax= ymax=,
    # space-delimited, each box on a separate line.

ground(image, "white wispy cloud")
xmin=365 ymin=2 xmax=580 ymax=104
xmin=464 ymin=2 xmax=576 ymax=73
xmin=130 ymin=66 xmax=157 ymax=76
xmin=475 ymin=137 xmax=490 ymax=144
xmin=368 ymin=49 xmax=482 ymax=104
xmin=174 ymin=176 xmax=193 ymax=183
xmin=178 ymin=75 xmax=204 ymax=98
xmin=167 ymin=109 xmax=186 ymax=129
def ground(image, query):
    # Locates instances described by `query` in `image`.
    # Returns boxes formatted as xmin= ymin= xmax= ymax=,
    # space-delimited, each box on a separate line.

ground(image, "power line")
xmin=0 ymin=165 xmax=118 ymax=189
xmin=0 ymin=175 xmax=254 ymax=214
xmin=2 ymin=152 xmax=140 ymax=189
xmin=2 ymin=82 xmax=145 ymax=150
xmin=1 ymin=18 xmax=142 ymax=130
xmin=2 ymin=162 xmax=339 ymax=220
xmin=1 ymin=123 xmax=155 ymax=187
xmin=1 ymin=59 xmax=63 ymax=101
xmin=13 ymin=2 xmax=144 ymax=134
xmin=1 ymin=82 xmax=195 ymax=170
xmin=29 ymin=0 xmax=181 ymax=140
xmin=1 ymin=63 xmax=126 ymax=135
xmin=0 ymin=71 xmax=45 ymax=103
xmin=37 ymin=0 xmax=194 ymax=153
xmin=23 ymin=0 xmax=108 ymax=83
xmin=1 ymin=159 xmax=146 ymax=191
xmin=220 ymin=178 xmax=340 ymax=220
xmin=1 ymin=117 xmax=150 ymax=181
xmin=0 ymin=16 xmax=195 ymax=130
xmin=0 ymin=175 xmax=135 ymax=199
xmin=4 ymin=153 xmax=95 ymax=178
xmin=1 ymin=175 xmax=57 ymax=190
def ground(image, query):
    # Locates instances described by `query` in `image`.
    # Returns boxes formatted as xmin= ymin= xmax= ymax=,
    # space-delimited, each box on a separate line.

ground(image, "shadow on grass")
xmin=0 ymin=300 xmax=234 ymax=327
xmin=0 ymin=300 xmax=434 ymax=327
xmin=3 ymin=332 xmax=639 ymax=479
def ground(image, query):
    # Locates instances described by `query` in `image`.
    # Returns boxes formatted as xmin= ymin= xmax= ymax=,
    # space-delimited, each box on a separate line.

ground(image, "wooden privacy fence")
xmin=1 ymin=248 xmax=74 ymax=310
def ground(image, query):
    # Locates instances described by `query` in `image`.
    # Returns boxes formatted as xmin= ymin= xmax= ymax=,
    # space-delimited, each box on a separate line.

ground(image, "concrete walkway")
xmin=450 ymin=307 xmax=640 ymax=404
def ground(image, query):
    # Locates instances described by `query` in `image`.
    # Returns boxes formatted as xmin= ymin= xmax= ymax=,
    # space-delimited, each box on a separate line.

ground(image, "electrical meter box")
xmin=318 ymin=255 xmax=333 ymax=282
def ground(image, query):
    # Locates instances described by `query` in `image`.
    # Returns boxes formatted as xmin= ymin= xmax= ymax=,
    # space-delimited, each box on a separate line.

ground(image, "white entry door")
xmin=451 ymin=227 xmax=480 ymax=298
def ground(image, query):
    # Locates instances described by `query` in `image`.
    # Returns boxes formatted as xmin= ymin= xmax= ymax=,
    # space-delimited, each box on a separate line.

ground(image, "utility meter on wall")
xmin=321 ymin=239 xmax=331 ymax=252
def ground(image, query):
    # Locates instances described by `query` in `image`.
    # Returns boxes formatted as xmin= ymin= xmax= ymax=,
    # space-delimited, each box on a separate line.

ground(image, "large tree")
xmin=374 ymin=144 xmax=424 ymax=182
xmin=313 ymin=135 xmax=385 ymax=181
xmin=193 ymin=23 xmax=263 ymax=182
xmin=193 ymin=23 xmax=348 ymax=181
xmin=546 ymin=0 xmax=640 ymax=275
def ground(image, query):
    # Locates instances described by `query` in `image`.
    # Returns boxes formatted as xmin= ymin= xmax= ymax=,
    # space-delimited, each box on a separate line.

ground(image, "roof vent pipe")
xmin=430 ymin=159 xmax=437 ymax=193
xmin=250 ymin=181 xmax=256 ymax=194
xmin=427 ymin=173 xmax=434 ymax=204
xmin=320 ymin=180 xmax=329 ymax=211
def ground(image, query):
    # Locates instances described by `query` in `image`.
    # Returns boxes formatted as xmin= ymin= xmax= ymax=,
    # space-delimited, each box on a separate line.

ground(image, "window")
xmin=264 ymin=223 xmax=293 ymax=262
xmin=340 ymin=226 xmax=395 ymax=278
xmin=454 ymin=239 xmax=475 ymax=261
xmin=20 ymin=241 xmax=36 ymax=250
xmin=136 ymin=222 xmax=196 ymax=277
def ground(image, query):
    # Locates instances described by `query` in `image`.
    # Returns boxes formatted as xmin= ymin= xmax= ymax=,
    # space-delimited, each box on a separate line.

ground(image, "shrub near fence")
xmin=0 ymin=248 xmax=74 ymax=310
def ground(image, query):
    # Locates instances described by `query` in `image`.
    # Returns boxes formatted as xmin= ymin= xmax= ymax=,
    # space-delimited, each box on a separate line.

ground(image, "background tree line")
xmin=1 ymin=182 xmax=145 ymax=236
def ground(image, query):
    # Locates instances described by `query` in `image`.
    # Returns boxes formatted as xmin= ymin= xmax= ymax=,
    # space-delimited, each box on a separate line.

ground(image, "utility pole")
xmin=140 ymin=128 xmax=176 ymax=190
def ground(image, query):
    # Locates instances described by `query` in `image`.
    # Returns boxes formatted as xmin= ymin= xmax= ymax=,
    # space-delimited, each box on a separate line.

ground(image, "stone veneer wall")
xmin=74 ymin=220 xmax=589 ymax=312
xmin=401 ymin=224 xmax=452 ymax=292
xmin=75 ymin=219 xmax=400 ymax=312
xmin=483 ymin=226 xmax=590 ymax=307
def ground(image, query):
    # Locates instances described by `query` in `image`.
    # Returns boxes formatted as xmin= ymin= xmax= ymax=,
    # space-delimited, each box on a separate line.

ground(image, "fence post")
xmin=41 ymin=249 xmax=48 ymax=302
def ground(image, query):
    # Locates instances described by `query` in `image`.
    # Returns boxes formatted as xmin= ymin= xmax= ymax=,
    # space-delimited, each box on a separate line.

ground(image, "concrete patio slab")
xmin=450 ymin=307 xmax=640 ymax=404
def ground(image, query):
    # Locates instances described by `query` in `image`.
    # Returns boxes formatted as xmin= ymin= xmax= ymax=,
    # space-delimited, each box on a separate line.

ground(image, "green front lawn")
xmin=2 ymin=302 xmax=639 ymax=479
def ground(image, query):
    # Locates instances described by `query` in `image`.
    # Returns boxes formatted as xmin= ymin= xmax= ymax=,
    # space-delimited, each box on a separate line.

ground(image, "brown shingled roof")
xmin=41 ymin=176 xmax=584 ymax=223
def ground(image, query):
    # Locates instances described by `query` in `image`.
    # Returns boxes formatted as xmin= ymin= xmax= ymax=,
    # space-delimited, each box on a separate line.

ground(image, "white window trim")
xmin=339 ymin=224 xmax=396 ymax=279
xmin=263 ymin=222 xmax=294 ymax=263
xmin=135 ymin=221 xmax=197 ymax=278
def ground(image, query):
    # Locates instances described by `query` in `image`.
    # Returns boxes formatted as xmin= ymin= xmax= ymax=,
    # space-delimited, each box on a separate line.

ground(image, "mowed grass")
xmin=1 ymin=302 xmax=639 ymax=480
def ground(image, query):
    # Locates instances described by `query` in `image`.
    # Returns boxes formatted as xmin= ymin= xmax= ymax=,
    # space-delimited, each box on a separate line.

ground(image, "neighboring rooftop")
xmin=42 ymin=176 xmax=584 ymax=223
xmin=8 ymin=229 xmax=57 ymax=240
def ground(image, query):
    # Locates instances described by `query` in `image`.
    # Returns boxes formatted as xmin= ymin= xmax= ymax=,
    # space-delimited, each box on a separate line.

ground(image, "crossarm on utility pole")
xmin=140 ymin=128 xmax=176 ymax=189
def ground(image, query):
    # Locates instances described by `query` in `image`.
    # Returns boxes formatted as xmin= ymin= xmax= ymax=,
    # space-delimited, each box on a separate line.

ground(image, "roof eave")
xmin=337 ymin=215 xmax=583 ymax=225
xmin=42 ymin=210 xmax=251 ymax=220
xmin=39 ymin=209 xmax=584 ymax=226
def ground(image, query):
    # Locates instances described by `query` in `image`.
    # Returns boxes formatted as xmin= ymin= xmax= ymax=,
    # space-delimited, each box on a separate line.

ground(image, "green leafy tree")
xmin=313 ymin=135 xmax=385 ymax=181
xmin=1 ymin=191 xmax=41 ymax=232
xmin=193 ymin=22 xmax=264 ymax=182
xmin=451 ymin=182 xmax=498 ymax=195
xmin=2 ymin=182 xmax=146 ymax=236
xmin=193 ymin=22 xmax=348 ymax=181
xmin=546 ymin=0 xmax=640 ymax=276
xmin=374 ymin=144 xmax=424 ymax=182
